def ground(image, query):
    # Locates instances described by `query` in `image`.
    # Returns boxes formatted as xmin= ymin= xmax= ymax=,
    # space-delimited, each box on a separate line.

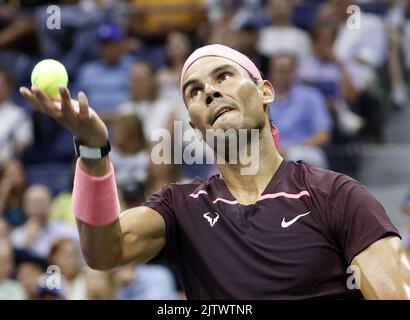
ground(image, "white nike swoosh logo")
xmin=281 ymin=211 xmax=311 ymax=228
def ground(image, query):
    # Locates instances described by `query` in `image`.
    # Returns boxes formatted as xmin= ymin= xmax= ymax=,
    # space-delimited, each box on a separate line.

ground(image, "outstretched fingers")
xmin=59 ymin=86 xmax=77 ymax=120
xmin=31 ymin=86 xmax=62 ymax=118
xmin=19 ymin=86 xmax=45 ymax=113
xmin=78 ymin=91 xmax=90 ymax=120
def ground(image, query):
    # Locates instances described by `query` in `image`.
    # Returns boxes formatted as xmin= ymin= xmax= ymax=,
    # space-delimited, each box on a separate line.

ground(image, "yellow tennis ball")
xmin=31 ymin=59 xmax=69 ymax=98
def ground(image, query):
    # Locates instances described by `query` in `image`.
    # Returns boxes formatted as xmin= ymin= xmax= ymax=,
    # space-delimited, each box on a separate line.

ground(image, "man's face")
xmin=100 ymin=41 xmax=125 ymax=65
xmin=269 ymin=0 xmax=292 ymax=25
xmin=130 ymin=63 xmax=157 ymax=101
xmin=166 ymin=31 xmax=191 ymax=62
xmin=314 ymin=27 xmax=336 ymax=61
xmin=16 ymin=262 xmax=43 ymax=297
xmin=270 ymin=55 xmax=295 ymax=94
xmin=51 ymin=240 xmax=81 ymax=280
xmin=182 ymin=57 xmax=273 ymax=137
xmin=23 ymin=186 xmax=52 ymax=221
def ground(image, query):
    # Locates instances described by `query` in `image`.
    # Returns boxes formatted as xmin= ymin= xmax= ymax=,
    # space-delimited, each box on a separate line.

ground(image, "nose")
xmin=205 ymin=83 xmax=222 ymax=105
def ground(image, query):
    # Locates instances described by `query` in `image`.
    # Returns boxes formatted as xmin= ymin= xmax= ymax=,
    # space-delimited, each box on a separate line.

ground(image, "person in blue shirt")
xmin=269 ymin=53 xmax=332 ymax=168
xmin=401 ymin=192 xmax=410 ymax=251
xmin=113 ymin=264 xmax=179 ymax=300
xmin=75 ymin=23 xmax=134 ymax=114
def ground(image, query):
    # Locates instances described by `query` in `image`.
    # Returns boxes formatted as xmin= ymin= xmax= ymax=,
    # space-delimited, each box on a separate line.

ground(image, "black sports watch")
xmin=73 ymin=136 xmax=111 ymax=159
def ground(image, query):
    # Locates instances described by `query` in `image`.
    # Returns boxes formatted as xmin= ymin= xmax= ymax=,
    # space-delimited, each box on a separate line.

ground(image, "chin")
xmin=210 ymin=112 xmax=243 ymax=132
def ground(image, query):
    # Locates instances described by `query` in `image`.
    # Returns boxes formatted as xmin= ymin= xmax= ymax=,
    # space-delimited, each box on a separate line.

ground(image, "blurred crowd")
xmin=1 ymin=0 xmax=410 ymax=299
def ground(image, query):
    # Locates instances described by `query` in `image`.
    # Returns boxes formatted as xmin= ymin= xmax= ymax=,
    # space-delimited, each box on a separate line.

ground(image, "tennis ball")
xmin=31 ymin=59 xmax=69 ymax=98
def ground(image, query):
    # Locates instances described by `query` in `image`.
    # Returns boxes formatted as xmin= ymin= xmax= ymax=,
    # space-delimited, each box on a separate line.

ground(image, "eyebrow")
xmin=182 ymin=64 xmax=235 ymax=96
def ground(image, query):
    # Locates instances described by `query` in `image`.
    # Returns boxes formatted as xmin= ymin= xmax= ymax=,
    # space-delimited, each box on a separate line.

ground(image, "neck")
xmin=218 ymin=126 xmax=283 ymax=205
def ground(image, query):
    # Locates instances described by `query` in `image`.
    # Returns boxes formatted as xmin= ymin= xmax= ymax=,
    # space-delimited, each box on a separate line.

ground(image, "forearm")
xmin=79 ymin=156 xmax=110 ymax=177
xmin=76 ymin=218 xmax=124 ymax=270
xmin=73 ymin=157 xmax=122 ymax=269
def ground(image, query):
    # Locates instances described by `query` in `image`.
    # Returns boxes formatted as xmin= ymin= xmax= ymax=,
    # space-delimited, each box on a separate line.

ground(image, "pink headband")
xmin=180 ymin=44 xmax=263 ymax=97
xmin=180 ymin=44 xmax=279 ymax=150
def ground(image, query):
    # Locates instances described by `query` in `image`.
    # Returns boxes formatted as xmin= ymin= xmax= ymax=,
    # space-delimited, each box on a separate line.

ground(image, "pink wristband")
xmin=72 ymin=159 xmax=120 ymax=226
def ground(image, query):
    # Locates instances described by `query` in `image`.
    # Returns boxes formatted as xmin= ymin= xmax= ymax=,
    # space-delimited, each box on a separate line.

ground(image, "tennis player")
xmin=20 ymin=44 xmax=410 ymax=299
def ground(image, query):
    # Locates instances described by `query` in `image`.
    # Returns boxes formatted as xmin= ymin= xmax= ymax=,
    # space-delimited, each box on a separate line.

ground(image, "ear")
xmin=260 ymin=80 xmax=274 ymax=104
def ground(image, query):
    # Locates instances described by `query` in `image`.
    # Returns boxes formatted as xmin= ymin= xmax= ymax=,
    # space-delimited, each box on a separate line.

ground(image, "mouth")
xmin=211 ymin=106 xmax=235 ymax=125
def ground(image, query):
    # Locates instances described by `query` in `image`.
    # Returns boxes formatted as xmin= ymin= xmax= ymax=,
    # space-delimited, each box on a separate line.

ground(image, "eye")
xmin=218 ymin=72 xmax=231 ymax=81
xmin=190 ymin=88 xmax=201 ymax=98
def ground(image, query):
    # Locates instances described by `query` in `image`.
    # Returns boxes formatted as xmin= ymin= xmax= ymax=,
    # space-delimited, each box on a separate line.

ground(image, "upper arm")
xmin=326 ymin=175 xmax=400 ymax=264
xmin=119 ymin=206 xmax=166 ymax=265
xmin=351 ymin=236 xmax=410 ymax=300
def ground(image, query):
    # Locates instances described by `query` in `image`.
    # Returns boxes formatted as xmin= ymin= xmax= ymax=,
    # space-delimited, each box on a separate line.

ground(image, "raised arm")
xmin=20 ymin=86 xmax=166 ymax=270
xmin=351 ymin=236 xmax=410 ymax=299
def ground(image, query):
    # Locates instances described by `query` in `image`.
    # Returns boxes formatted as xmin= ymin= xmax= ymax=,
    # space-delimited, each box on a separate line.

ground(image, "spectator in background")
xmin=115 ymin=180 xmax=181 ymax=299
xmin=110 ymin=114 xmax=150 ymax=191
xmin=402 ymin=1 xmax=410 ymax=77
xmin=332 ymin=0 xmax=387 ymax=71
xmin=34 ymin=0 xmax=102 ymax=79
xmin=269 ymin=53 xmax=332 ymax=168
xmin=15 ymin=253 xmax=46 ymax=300
xmin=0 ymin=159 xmax=27 ymax=227
xmin=232 ymin=18 xmax=269 ymax=77
xmin=157 ymin=31 xmax=192 ymax=94
xmin=11 ymin=184 xmax=78 ymax=260
xmin=0 ymin=4 xmax=38 ymax=55
xmin=120 ymin=180 xmax=147 ymax=209
xmin=257 ymin=0 xmax=312 ymax=63
xmin=0 ymin=68 xmax=33 ymax=163
xmin=314 ymin=2 xmax=386 ymax=143
xmin=50 ymin=162 xmax=76 ymax=225
xmin=0 ymin=217 xmax=9 ymax=240
xmin=156 ymin=31 xmax=192 ymax=141
xmin=75 ymin=23 xmax=133 ymax=113
xmin=297 ymin=22 xmax=365 ymax=137
xmin=48 ymin=238 xmax=86 ymax=300
xmin=0 ymin=240 xmax=27 ymax=300
xmin=113 ymin=264 xmax=179 ymax=300
xmin=130 ymin=0 xmax=207 ymax=39
xmin=34 ymin=283 xmax=65 ymax=300
xmin=117 ymin=61 xmax=178 ymax=140
xmin=385 ymin=0 xmax=409 ymax=109
xmin=401 ymin=192 xmax=410 ymax=250
xmin=117 ymin=61 xmax=181 ymax=192
xmin=0 ymin=5 xmax=38 ymax=86
xmin=84 ymin=268 xmax=116 ymax=300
